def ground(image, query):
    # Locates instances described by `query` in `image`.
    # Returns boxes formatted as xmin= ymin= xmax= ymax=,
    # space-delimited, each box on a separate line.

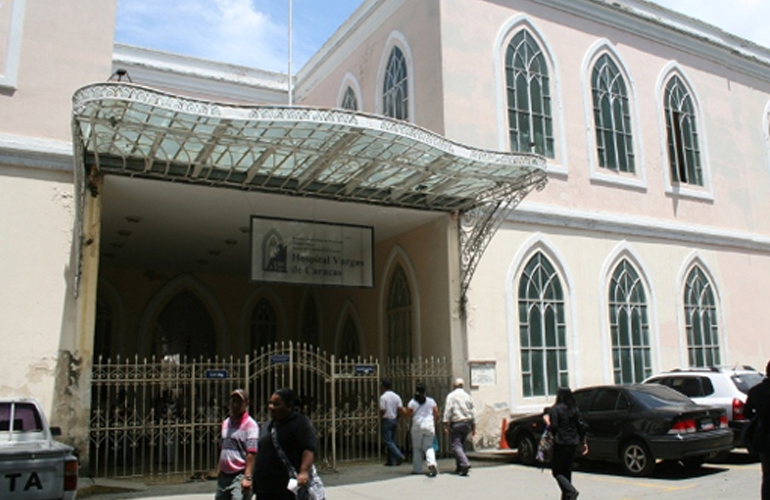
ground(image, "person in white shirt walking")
xmin=442 ymin=378 xmax=475 ymax=476
xmin=379 ymin=378 xmax=405 ymax=466
xmin=405 ymin=383 xmax=440 ymax=477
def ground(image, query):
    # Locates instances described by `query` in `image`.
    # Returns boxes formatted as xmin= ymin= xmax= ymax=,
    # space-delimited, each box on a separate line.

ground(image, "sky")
xmin=114 ymin=0 xmax=770 ymax=73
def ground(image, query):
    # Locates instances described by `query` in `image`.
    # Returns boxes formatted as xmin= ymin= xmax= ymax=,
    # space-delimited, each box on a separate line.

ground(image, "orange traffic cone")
xmin=499 ymin=419 xmax=509 ymax=449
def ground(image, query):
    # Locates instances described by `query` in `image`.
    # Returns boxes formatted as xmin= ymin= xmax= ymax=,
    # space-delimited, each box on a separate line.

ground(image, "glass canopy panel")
xmin=72 ymin=83 xmax=547 ymax=214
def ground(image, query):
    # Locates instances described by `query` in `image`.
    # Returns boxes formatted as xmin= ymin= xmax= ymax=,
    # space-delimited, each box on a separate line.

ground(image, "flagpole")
xmin=288 ymin=0 xmax=293 ymax=106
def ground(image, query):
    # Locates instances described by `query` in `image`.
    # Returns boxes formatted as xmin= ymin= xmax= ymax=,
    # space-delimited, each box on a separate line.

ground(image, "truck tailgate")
xmin=0 ymin=448 xmax=67 ymax=500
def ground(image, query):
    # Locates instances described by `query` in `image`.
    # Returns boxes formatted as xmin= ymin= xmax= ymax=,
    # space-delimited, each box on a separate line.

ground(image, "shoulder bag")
xmin=270 ymin=426 xmax=326 ymax=500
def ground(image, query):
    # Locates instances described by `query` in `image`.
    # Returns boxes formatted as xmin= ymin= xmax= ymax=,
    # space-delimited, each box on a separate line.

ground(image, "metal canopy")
xmin=72 ymin=82 xmax=547 ymax=296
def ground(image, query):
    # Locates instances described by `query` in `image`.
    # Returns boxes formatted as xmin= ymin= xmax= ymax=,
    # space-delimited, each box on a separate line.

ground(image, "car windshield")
xmin=629 ymin=384 xmax=694 ymax=408
xmin=732 ymin=373 xmax=765 ymax=394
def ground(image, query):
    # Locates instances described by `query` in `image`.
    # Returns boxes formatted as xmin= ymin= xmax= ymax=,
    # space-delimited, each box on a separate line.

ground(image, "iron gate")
xmin=89 ymin=342 xmax=451 ymax=479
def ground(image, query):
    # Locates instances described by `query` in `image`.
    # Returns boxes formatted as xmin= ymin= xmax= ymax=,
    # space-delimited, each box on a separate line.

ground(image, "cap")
xmin=229 ymin=388 xmax=249 ymax=402
xmin=454 ymin=378 xmax=464 ymax=388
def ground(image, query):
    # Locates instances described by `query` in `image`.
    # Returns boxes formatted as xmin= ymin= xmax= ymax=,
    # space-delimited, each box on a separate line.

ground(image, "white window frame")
xmin=581 ymin=40 xmax=646 ymax=190
xmin=655 ymin=63 xmax=713 ymax=201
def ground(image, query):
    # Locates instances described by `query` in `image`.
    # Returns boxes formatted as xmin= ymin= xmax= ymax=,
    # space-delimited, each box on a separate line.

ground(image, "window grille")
xmin=518 ymin=252 xmax=567 ymax=397
xmin=684 ymin=266 xmax=720 ymax=367
xmin=592 ymin=54 xmax=634 ymax=172
xmin=609 ymin=260 xmax=651 ymax=383
xmin=505 ymin=30 xmax=554 ymax=157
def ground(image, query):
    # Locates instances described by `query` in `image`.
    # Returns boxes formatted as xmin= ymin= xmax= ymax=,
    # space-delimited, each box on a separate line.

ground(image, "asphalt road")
xmin=80 ymin=451 xmax=762 ymax=500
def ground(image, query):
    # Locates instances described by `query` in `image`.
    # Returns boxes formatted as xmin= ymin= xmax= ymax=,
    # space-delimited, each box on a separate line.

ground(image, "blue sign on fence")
xmin=355 ymin=365 xmax=375 ymax=375
xmin=205 ymin=369 xmax=228 ymax=379
xmin=270 ymin=354 xmax=291 ymax=365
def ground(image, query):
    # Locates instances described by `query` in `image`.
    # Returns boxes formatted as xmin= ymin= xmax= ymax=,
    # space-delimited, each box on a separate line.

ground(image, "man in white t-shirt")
xmin=443 ymin=378 xmax=475 ymax=476
xmin=379 ymin=378 xmax=405 ymax=466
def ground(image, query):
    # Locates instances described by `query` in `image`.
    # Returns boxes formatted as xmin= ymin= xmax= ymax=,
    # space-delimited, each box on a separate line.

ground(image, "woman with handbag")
xmin=253 ymin=388 xmax=324 ymax=500
xmin=543 ymin=387 xmax=588 ymax=500
xmin=404 ymin=383 xmax=440 ymax=477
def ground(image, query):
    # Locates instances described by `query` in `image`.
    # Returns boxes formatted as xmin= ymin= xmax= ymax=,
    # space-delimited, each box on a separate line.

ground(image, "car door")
xmin=583 ymin=388 xmax=628 ymax=460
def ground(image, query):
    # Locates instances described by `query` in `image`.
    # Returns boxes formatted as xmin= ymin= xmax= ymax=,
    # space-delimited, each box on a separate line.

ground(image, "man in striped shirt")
xmin=215 ymin=388 xmax=259 ymax=500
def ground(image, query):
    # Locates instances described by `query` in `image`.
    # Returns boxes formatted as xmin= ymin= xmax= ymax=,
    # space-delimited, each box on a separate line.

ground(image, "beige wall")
xmin=469 ymin=222 xmax=770 ymax=413
xmin=0 ymin=0 xmax=117 ymax=448
xmin=440 ymin=0 xmax=770 ymax=233
xmin=297 ymin=0 xmax=446 ymax=134
xmin=0 ymin=0 xmax=117 ymax=140
xmin=0 ymin=166 xmax=75 ymax=408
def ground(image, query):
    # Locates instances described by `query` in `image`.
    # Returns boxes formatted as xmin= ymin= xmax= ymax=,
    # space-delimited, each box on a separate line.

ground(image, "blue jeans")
xmin=382 ymin=418 xmax=404 ymax=464
xmin=215 ymin=471 xmax=251 ymax=500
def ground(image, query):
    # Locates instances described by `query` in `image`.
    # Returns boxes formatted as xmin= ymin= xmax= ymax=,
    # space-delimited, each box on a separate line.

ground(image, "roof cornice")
xmin=534 ymin=0 xmax=770 ymax=80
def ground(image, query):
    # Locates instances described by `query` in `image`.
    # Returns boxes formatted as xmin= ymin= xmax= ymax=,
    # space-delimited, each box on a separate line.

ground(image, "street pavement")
xmin=79 ymin=451 xmax=762 ymax=500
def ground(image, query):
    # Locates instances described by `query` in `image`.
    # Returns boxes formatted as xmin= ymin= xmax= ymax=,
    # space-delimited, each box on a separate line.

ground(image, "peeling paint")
xmin=25 ymin=358 xmax=56 ymax=384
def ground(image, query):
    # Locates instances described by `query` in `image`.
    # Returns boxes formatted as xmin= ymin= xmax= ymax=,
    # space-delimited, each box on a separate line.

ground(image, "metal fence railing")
xmin=89 ymin=343 xmax=451 ymax=479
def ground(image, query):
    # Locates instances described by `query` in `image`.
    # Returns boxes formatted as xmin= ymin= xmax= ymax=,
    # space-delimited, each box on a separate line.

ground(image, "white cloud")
xmin=116 ymin=0 xmax=289 ymax=71
xmin=653 ymin=0 xmax=770 ymax=49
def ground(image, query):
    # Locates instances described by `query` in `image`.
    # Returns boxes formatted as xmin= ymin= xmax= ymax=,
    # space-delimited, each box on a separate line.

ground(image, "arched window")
xmin=505 ymin=30 xmax=554 ymax=157
xmin=386 ymin=264 xmax=412 ymax=358
xmin=152 ymin=291 xmax=215 ymax=359
xmin=251 ymin=298 xmax=277 ymax=353
xmin=300 ymin=296 xmax=320 ymax=347
xmin=341 ymin=86 xmax=358 ymax=111
xmin=518 ymin=252 xmax=567 ymax=397
xmin=664 ymin=75 xmax=702 ymax=185
xmin=609 ymin=260 xmax=650 ymax=383
xmin=684 ymin=266 xmax=720 ymax=367
xmin=338 ymin=316 xmax=361 ymax=359
xmin=383 ymin=46 xmax=408 ymax=120
xmin=592 ymin=53 xmax=634 ymax=172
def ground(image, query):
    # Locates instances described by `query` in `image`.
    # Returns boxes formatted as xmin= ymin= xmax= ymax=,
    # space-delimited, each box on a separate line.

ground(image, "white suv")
xmin=643 ymin=366 xmax=765 ymax=447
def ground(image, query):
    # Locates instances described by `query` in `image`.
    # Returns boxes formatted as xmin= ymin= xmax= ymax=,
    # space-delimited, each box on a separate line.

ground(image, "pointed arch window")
xmin=386 ymin=264 xmax=412 ymax=358
xmin=383 ymin=46 xmax=408 ymax=120
xmin=300 ymin=296 xmax=320 ymax=347
xmin=251 ymin=298 xmax=277 ymax=353
xmin=341 ymin=86 xmax=358 ymax=111
xmin=505 ymin=30 xmax=554 ymax=157
xmin=684 ymin=266 xmax=720 ymax=367
xmin=339 ymin=316 xmax=361 ymax=359
xmin=518 ymin=252 xmax=567 ymax=397
xmin=592 ymin=54 xmax=634 ymax=173
xmin=609 ymin=260 xmax=650 ymax=383
xmin=664 ymin=75 xmax=702 ymax=185
xmin=152 ymin=291 xmax=215 ymax=359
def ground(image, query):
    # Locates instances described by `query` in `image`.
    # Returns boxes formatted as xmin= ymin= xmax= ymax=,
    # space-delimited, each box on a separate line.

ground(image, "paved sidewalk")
xmin=78 ymin=452 xmax=515 ymax=499
xmin=77 ymin=450 xmax=762 ymax=500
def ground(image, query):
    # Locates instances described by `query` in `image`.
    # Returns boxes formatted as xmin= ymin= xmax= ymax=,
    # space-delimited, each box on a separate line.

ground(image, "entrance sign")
xmin=251 ymin=216 xmax=374 ymax=288
xmin=204 ymin=369 xmax=228 ymax=379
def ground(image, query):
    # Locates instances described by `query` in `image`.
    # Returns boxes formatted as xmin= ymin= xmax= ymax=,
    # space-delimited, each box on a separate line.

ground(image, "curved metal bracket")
xmin=459 ymin=170 xmax=548 ymax=299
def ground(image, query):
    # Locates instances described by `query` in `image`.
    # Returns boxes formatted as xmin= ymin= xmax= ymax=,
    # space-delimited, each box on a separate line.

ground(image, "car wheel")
xmin=516 ymin=433 xmax=537 ymax=465
xmin=620 ymin=440 xmax=655 ymax=477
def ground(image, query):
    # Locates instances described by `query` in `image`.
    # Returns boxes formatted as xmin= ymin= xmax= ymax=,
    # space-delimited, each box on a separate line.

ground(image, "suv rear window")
xmin=647 ymin=376 xmax=714 ymax=397
xmin=630 ymin=384 xmax=693 ymax=408
xmin=731 ymin=373 xmax=765 ymax=394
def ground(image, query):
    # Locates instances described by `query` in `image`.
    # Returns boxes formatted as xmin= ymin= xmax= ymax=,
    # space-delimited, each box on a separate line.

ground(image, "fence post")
xmin=330 ymin=354 xmax=336 ymax=471
xmin=191 ymin=359 xmax=196 ymax=474
xmin=289 ymin=341 xmax=294 ymax=389
xmin=244 ymin=353 xmax=250 ymax=394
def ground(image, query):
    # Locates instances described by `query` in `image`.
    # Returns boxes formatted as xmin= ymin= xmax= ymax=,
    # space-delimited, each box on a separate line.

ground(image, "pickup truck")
xmin=0 ymin=398 xmax=78 ymax=500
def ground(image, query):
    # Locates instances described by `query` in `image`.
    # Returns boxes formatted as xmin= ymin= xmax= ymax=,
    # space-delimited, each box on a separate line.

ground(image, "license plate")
xmin=700 ymin=420 xmax=715 ymax=430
